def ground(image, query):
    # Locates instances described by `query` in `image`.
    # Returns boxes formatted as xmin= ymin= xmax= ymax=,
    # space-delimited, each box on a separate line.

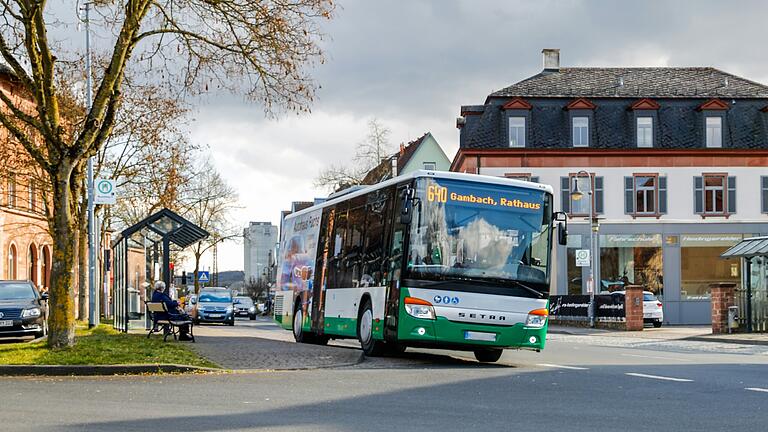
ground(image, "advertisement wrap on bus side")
xmin=276 ymin=208 xmax=322 ymax=327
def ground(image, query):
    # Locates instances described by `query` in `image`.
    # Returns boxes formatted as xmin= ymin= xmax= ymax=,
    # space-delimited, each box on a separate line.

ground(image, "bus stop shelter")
xmin=721 ymin=236 xmax=768 ymax=332
xmin=112 ymin=209 xmax=208 ymax=332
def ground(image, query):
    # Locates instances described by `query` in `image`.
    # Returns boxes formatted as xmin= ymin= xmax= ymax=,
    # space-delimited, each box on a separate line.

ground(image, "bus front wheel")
xmin=358 ymin=298 xmax=386 ymax=356
xmin=474 ymin=348 xmax=503 ymax=363
xmin=293 ymin=303 xmax=308 ymax=343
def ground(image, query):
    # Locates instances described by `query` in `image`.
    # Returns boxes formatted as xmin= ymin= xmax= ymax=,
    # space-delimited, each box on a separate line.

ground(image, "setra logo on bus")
xmin=457 ymin=312 xmax=507 ymax=322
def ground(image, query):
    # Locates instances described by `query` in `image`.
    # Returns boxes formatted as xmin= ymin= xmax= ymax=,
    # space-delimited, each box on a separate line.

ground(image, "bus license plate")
xmin=0 ymin=320 xmax=12 ymax=327
xmin=464 ymin=331 xmax=496 ymax=342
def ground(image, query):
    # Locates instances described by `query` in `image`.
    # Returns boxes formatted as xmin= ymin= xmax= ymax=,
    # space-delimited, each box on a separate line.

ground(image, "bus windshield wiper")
xmin=481 ymin=277 xmax=545 ymax=298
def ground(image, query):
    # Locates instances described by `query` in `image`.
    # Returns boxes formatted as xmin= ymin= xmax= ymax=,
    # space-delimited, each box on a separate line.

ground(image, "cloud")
xmin=38 ymin=1 xmax=768 ymax=272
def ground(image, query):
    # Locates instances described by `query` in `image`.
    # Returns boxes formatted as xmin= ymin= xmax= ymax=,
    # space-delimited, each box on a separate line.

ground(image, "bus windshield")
xmin=406 ymin=177 xmax=552 ymax=289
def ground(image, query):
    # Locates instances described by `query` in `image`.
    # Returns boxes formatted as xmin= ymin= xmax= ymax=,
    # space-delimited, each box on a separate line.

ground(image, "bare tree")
xmin=0 ymin=0 xmax=333 ymax=347
xmin=180 ymin=157 xmax=239 ymax=294
xmin=315 ymin=118 xmax=394 ymax=191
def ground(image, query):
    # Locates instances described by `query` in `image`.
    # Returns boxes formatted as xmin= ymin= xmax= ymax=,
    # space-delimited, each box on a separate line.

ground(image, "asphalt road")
xmin=2 ymin=318 xmax=768 ymax=431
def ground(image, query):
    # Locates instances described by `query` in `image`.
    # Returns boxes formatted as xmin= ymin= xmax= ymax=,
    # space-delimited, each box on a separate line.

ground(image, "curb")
xmin=0 ymin=364 xmax=222 ymax=377
xmin=683 ymin=336 xmax=768 ymax=347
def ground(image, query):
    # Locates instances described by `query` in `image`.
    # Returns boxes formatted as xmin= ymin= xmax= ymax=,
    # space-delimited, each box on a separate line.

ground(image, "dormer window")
xmin=637 ymin=117 xmax=653 ymax=148
xmin=572 ymin=117 xmax=589 ymax=147
xmin=706 ymin=117 xmax=722 ymax=148
xmin=696 ymin=99 xmax=728 ymax=148
xmin=508 ymin=117 xmax=526 ymax=147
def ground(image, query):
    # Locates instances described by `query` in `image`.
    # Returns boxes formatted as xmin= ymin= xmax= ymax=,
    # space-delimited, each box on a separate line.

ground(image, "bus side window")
xmin=362 ymin=191 xmax=388 ymax=287
xmin=344 ymin=195 xmax=367 ymax=288
xmin=389 ymin=186 xmax=408 ymax=282
xmin=328 ymin=203 xmax=348 ymax=289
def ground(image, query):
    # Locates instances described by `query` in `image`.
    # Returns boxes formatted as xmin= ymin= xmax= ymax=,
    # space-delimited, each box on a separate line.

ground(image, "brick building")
xmin=453 ymin=49 xmax=768 ymax=325
xmin=0 ymin=64 xmax=52 ymax=291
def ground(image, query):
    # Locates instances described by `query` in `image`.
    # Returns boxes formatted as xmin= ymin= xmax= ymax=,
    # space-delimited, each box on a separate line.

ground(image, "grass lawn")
xmin=0 ymin=325 xmax=218 ymax=368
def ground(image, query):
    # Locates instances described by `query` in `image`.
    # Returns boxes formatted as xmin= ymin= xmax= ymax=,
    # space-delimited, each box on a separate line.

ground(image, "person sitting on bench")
xmin=151 ymin=281 xmax=193 ymax=341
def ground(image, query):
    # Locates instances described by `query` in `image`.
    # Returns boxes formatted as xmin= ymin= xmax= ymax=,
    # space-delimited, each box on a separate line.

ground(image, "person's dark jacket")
xmin=151 ymin=290 xmax=183 ymax=321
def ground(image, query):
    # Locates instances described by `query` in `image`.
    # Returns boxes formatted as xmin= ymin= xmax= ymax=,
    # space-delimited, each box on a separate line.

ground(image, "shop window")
xmin=625 ymin=174 xmax=667 ymax=216
xmin=761 ymin=176 xmax=768 ymax=214
xmin=694 ymin=174 xmax=735 ymax=216
xmin=680 ymin=234 xmax=743 ymax=300
xmin=599 ymin=234 xmax=663 ymax=296
xmin=561 ymin=175 xmax=603 ymax=216
xmin=508 ymin=117 xmax=526 ymax=148
xmin=566 ymin=234 xmax=584 ymax=295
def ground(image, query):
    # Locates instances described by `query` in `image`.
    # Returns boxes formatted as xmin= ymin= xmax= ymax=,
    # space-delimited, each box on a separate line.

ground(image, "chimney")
xmin=542 ymin=48 xmax=560 ymax=72
xmin=399 ymin=143 xmax=405 ymax=155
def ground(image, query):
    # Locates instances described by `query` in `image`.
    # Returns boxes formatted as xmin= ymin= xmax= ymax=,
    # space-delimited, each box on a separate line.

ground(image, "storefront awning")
xmin=721 ymin=236 xmax=768 ymax=259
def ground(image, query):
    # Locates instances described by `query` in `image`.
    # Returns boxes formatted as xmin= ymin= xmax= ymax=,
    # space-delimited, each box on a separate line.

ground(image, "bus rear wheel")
xmin=358 ymin=298 xmax=386 ymax=356
xmin=474 ymin=348 xmax=503 ymax=363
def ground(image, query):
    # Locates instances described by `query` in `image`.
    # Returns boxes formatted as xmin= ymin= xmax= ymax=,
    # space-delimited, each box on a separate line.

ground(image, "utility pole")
xmin=82 ymin=1 xmax=98 ymax=328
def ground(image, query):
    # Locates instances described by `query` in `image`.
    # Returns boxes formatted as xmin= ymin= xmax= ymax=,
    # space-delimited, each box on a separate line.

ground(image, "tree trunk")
xmin=77 ymin=196 xmax=88 ymax=321
xmin=193 ymin=254 xmax=201 ymax=294
xmin=48 ymin=164 xmax=78 ymax=348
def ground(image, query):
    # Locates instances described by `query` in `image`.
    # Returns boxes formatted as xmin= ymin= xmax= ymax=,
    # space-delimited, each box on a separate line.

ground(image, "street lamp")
xmin=571 ymin=170 xmax=598 ymax=328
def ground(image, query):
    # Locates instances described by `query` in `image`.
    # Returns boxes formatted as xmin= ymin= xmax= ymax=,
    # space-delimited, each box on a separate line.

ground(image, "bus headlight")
xmin=404 ymin=297 xmax=435 ymax=320
xmin=525 ymin=308 xmax=548 ymax=328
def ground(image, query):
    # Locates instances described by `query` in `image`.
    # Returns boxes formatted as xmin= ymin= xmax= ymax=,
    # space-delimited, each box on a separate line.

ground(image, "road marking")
xmin=537 ymin=363 xmax=589 ymax=370
xmin=625 ymin=373 xmax=693 ymax=382
xmin=620 ymin=353 xmax=691 ymax=362
xmin=745 ymin=387 xmax=768 ymax=393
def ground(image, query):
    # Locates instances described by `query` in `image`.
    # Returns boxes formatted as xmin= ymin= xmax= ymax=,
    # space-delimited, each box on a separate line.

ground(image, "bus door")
xmin=311 ymin=206 xmax=335 ymax=333
xmin=384 ymin=185 xmax=409 ymax=341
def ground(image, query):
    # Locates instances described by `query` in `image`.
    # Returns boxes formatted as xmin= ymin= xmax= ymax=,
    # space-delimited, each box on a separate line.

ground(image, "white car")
xmin=642 ymin=291 xmax=664 ymax=328
xmin=605 ymin=290 xmax=664 ymax=328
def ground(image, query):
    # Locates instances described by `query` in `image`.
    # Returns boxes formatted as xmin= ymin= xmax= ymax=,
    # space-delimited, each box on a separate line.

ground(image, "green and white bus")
xmin=274 ymin=170 xmax=566 ymax=362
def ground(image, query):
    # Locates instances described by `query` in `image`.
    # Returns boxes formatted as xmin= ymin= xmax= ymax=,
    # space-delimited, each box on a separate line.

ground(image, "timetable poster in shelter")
xmin=278 ymin=208 xmax=322 ymax=296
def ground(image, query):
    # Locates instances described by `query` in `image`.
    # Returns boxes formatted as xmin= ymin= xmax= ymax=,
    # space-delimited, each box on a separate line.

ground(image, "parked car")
xmin=192 ymin=288 xmax=234 ymax=326
xmin=184 ymin=294 xmax=197 ymax=315
xmin=642 ymin=291 xmax=664 ymax=328
xmin=609 ymin=290 xmax=664 ymax=328
xmin=0 ymin=280 xmax=48 ymax=339
xmin=233 ymin=296 xmax=257 ymax=320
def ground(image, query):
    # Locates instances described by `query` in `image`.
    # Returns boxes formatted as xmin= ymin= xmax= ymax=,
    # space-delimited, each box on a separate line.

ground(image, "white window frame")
xmin=634 ymin=175 xmax=657 ymax=214
xmin=508 ymin=117 xmax=526 ymax=148
xmin=706 ymin=117 xmax=722 ymax=148
xmin=637 ymin=117 xmax=653 ymax=148
xmin=572 ymin=117 xmax=589 ymax=147
xmin=704 ymin=174 xmax=726 ymax=214
xmin=422 ymin=162 xmax=436 ymax=170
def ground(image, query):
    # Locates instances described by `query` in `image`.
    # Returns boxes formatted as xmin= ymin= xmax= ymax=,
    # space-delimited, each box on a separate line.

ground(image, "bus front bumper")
xmin=398 ymin=314 xmax=547 ymax=351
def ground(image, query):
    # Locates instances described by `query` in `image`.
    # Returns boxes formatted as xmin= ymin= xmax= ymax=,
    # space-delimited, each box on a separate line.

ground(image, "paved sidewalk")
xmin=549 ymin=324 xmax=768 ymax=345
xmin=187 ymin=321 xmax=363 ymax=370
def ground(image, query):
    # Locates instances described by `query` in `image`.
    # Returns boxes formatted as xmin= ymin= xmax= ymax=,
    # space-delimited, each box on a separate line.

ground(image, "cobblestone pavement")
xmin=189 ymin=320 xmax=362 ymax=370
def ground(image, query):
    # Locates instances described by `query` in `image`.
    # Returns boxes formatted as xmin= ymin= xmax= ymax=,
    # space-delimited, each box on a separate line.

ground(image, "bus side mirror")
xmin=554 ymin=212 xmax=568 ymax=246
xmin=400 ymin=187 xmax=414 ymax=224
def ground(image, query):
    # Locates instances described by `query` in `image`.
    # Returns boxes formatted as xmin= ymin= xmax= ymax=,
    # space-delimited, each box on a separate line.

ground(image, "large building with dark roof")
xmin=452 ymin=49 xmax=768 ymax=326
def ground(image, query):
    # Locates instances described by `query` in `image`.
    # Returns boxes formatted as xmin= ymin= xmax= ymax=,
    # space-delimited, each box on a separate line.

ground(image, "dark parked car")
xmin=192 ymin=287 xmax=234 ymax=326
xmin=233 ymin=296 xmax=257 ymax=320
xmin=0 ymin=280 xmax=48 ymax=339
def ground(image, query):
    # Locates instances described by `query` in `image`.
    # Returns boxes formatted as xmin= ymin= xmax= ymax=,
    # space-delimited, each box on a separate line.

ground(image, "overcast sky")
xmin=43 ymin=1 xmax=768 ymax=273
xmin=196 ymin=0 xmax=768 ymax=272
